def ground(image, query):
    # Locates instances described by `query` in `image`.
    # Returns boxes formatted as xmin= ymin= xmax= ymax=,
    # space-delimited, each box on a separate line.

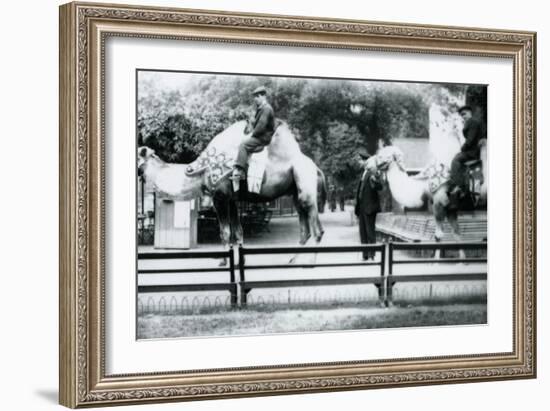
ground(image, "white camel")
xmin=138 ymin=121 xmax=327 ymax=258
xmin=366 ymin=144 xmax=486 ymax=258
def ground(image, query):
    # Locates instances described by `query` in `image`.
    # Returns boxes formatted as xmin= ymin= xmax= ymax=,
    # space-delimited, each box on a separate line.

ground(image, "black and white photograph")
xmin=136 ymin=71 xmax=488 ymax=339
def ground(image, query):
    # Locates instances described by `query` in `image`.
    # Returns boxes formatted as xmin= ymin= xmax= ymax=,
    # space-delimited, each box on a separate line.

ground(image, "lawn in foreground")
xmin=137 ymin=301 xmax=487 ymax=339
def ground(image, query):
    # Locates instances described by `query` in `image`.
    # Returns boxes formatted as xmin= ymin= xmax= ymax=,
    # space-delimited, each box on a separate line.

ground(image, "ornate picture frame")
xmin=59 ymin=1 xmax=536 ymax=408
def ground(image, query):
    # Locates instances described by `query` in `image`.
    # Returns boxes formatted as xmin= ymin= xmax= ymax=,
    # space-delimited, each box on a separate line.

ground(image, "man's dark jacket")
xmin=252 ymin=102 xmax=275 ymax=143
xmin=355 ymin=170 xmax=382 ymax=216
xmin=460 ymin=118 xmax=484 ymax=157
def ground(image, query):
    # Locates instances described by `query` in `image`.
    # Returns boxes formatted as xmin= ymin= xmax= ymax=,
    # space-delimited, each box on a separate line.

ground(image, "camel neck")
xmin=386 ymin=163 xmax=425 ymax=208
xmin=146 ymin=156 xmax=166 ymax=173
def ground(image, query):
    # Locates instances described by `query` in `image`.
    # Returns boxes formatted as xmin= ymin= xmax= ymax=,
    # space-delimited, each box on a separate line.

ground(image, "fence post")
xmin=238 ymin=245 xmax=247 ymax=306
xmin=387 ymin=241 xmax=394 ymax=306
xmin=378 ymin=244 xmax=386 ymax=307
xmin=228 ymin=246 xmax=237 ymax=307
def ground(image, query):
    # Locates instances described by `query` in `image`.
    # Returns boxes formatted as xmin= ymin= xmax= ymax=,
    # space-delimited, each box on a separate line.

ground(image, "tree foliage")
xmin=138 ymin=73 xmax=477 ymax=198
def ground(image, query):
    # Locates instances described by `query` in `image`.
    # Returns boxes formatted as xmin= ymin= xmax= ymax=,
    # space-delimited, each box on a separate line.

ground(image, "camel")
xmin=366 ymin=143 xmax=486 ymax=257
xmin=138 ymin=120 xmax=326 ymax=258
xmin=479 ymin=139 xmax=488 ymax=205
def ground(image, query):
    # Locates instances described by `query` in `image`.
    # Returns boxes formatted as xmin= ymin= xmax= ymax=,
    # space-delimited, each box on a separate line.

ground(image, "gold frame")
xmin=59 ymin=1 xmax=536 ymax=408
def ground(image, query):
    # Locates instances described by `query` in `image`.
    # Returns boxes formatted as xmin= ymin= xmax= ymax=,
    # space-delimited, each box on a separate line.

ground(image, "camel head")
xmin=137 ymin=146 xmax=157 ymax=176
xmin=137 ymin=146 xmax=204 ymax=199
xmin=370 ymin=145 xmax=407 ymax=173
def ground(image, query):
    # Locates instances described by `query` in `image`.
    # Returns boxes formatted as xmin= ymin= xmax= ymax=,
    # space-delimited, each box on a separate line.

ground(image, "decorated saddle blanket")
xmin=414 ymin=161 xmax=482 ymax=194
xmin=414 ymin=162 xmax=451 ymax=193
xmin=185 ymin=145 xmax=267 ymax=194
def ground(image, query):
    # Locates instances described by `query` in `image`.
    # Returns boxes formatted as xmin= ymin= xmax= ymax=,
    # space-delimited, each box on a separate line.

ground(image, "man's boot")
xmin=448 ymin=185 xmax=463 ymax=207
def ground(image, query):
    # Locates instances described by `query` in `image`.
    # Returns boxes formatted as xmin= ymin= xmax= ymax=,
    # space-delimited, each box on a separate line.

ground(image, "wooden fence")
xmin=387 ymin=241 xmax=487 ymax=305
xmin=237 ymin=244 xmax=386 ymax=305
xmin=137 ymin=248 xmax=237 ymax=306
xmin=137 ymin=241 xmax=487 ymax=307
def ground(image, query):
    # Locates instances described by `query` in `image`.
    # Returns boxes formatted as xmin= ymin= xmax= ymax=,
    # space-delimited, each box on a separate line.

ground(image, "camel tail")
xmin=316 ymin=167 xmax=327 ymax=214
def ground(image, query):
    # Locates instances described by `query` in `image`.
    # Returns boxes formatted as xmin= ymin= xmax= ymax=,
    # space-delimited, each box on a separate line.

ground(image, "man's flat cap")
xmin=252 ymin=86 xmax=267 ymax=95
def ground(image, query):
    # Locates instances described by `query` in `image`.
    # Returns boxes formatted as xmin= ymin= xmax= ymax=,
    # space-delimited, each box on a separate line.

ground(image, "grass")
xmin=350 ymin=304 xmax=485 ymax=330
xmin=137 ymin=299 xmax=487 ymax=339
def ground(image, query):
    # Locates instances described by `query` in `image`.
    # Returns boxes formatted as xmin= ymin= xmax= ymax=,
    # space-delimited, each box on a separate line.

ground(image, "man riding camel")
xmin=448 ymin=105 xmax=484 ymax=202
xmin=232 ymin=86 xmax=276 ymax=182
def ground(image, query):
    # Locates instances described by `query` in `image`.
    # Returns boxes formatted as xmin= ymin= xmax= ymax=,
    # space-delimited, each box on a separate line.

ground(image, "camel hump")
xmin=208 ymin=120 xmax=248 ymax=153
xmin=265 ymin=121 xmax=301 ymax=158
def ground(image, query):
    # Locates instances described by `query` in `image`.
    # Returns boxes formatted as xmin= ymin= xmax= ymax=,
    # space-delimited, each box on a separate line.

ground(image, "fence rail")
xmin=238 ymin=244 xmax=386 ymax=305
xmin=137 ymin=247 xmax=237 ymax=306
xmin=387 ymin=241 xmax=487 ymax=304
xmin=137 ymin=241 xmax=487 ymax=307
xmin=390 ymin=241 xmax=487 ymax=251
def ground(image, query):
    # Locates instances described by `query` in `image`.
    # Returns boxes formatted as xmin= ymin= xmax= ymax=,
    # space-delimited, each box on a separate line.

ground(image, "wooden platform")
xmin=376 ymin=211 xmax=487 ymax=242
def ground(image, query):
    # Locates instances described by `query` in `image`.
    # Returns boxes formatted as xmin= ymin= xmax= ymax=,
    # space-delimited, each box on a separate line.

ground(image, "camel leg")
xmin=213 ymin=196 xmax=232 ymax=267
xmin=292 ymin=160 xmax=324 ymax=243
xmin=432 ymin=202 xmax=446 ymax=260
xmin=228 ymin=200 xmax=244 ymax=246
xmin=301 ymin=200 xmax=324 ymax=244
xmin=294 ymin=199 xmax=325 ymax=265
xmin=308 ymin=201 xmax=325 ymax=265
xmin=289 ymin=196 xmax=311 ymax=264
xmin=305 ymin=203 xmax=325 ymax=265
xmin=294 ymin=195 xmax=311 ymax=246
xmin=290 ymin=159 xmax=325 ymax=264
xmin=309 ymin=206 xmax=325 ymax=244
xmin=447 ymin=210 xmax=466 ymax=261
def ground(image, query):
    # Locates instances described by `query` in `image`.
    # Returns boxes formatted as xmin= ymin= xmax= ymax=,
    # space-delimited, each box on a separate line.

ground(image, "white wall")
xmin=0 ymin=0 xmax=546 ymax=410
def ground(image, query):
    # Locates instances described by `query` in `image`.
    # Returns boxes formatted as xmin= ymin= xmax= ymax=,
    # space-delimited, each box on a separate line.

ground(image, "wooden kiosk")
xmin=154 ymin=195 xmax=198 ymax=249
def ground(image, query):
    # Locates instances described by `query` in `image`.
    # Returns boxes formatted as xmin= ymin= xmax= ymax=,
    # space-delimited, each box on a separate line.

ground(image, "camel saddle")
xmin=185 ymin=145 xmax=268 ymax=195
xmin=415 ymin=159 xmax=482 ymax=195
xmin=244 ymin=149 xmax=268 ymax=194
xmin=464 ymin=159 xmax=482 ymax=168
